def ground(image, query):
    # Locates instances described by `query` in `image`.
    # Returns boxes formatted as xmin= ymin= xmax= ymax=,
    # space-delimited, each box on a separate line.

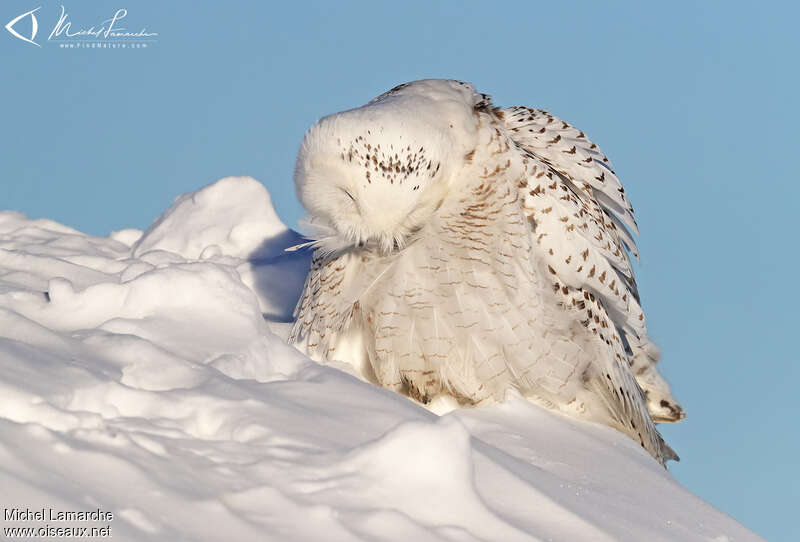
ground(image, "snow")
xmin=0 ymin=176 xmax=761 ymax=541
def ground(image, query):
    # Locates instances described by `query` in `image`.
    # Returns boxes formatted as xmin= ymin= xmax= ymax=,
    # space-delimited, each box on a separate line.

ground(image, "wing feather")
xmin=501 ymin=105 xmax=685 ymax=425
xmin=514 ymin=149 xmax=647 ymax=343
xmin=502 ymin=107 xmax=645 ymax=333
xmin=290 ymin=250 xmax=354 ymax=358
xmin=503 ymin=106 xmax=638 ymax=236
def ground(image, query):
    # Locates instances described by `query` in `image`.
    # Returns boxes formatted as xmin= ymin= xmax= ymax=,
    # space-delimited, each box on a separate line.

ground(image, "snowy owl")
xmin=289 ymin=79 xmax=684 ymax=464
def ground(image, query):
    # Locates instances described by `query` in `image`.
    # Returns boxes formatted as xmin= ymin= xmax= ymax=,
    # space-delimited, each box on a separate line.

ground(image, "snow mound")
xmin=129 ymin=176 xmax=311 ymax=321
xmin=0 ymin=178 xmax=762 ymax=541
xmin=132 ymin=176 xmax=284 ymax=259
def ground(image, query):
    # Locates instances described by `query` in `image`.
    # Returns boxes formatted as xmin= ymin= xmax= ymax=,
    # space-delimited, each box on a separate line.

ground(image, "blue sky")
xmin=2 ymin=1 xmax=797 ymax=539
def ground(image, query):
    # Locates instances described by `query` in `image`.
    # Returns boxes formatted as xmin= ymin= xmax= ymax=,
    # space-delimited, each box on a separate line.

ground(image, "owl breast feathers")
xmin=289 ymin=79 xmax=685 ymax=465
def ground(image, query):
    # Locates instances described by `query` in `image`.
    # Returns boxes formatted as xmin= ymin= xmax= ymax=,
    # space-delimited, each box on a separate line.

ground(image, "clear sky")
xmin=2 ymin=1 xmax=797 ymax=539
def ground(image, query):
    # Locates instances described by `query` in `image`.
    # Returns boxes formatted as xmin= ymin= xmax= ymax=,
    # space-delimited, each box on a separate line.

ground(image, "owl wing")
xmin=290 ymin=250 xmax=355 ymax=360
xmin=501 ymin=106 xmax=685 ymax=424
xmin=501 ymin=106 xmax=647 ymax=351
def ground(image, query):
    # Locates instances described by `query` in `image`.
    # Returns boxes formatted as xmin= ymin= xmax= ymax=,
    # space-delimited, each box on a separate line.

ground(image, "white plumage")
xmin=290 ymin=79 xmax=684 ymax=465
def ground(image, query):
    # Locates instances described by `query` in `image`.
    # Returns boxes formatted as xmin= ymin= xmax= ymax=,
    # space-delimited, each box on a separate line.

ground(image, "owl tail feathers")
xmin=660 ymin=436 xmax=680 ymax=463
xmin=588 ymin=366 xmax=677 ymax=467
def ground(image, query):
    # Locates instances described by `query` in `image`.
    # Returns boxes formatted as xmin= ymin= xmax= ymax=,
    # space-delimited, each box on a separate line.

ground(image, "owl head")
xmin=294 ymin=80 xmax=483 ymax=254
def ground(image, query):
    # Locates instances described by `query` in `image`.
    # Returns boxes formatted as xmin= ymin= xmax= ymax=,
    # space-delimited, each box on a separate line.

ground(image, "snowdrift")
xmin=0 ymin=177 xmax=761 ymax=541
